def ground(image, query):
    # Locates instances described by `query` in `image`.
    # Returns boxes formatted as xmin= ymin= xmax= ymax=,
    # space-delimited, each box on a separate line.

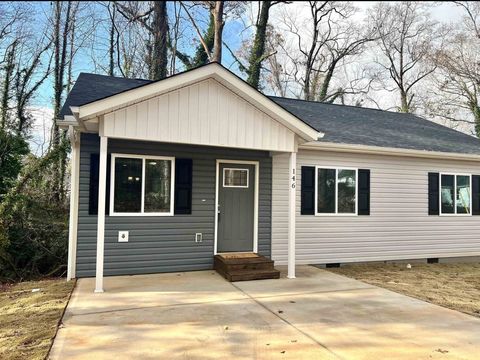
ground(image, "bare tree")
xmin=228 ymin=1 xmax=281 ymax=89
xmin=180 ymin=1 xmax=229 ymax=64
xmin=370 ymin=1 xmax=439 ymax=113
xmin=0 ymin=41 xmax=16 ymax=130
xmin=49 ymin=1 xmax=79 ymax=202
xmin=14 ymin=38 xmax=53 ymax=135
xmin=263 ymin=28 xmax=289 ymax=96
xmin=427 ymin=2 xmax=480 ymax=136
xmin=453 ymin=1 xmax=480 ymax=38
xmin=278 ymin=1 xmax=376 ymax=102
xmin=116 ymin=1 xmax=169 ymax=80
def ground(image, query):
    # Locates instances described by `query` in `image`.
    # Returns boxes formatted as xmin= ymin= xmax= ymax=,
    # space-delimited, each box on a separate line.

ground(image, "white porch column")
xmin=67 ymin=127 xmax=80 ymax=281
xmin=287 ymin=151 xmax=297 ymax=279
xmin=95 ymin=136 xmax=108 ymax=293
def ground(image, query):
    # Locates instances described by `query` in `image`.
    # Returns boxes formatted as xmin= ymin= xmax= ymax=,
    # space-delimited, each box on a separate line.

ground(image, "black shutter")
xmin=358 ymin=169 xmax=370 ymax=215
xmin=473 ymin=175 xmax=480 ymax=215
xmin=428 ymin=172 xmax=439 ymax=215
xmin=88 ymin=154 xmax=99 ymax=215
xmin=105 ymin=155 xmax=111 ymax=215
xmin=88 ymin=153 xmax=111 ymax=215
xmin=301 ymin=166 xmax=315 ymax=215
xmin=174 ymin=158 xmax=193 ymax=214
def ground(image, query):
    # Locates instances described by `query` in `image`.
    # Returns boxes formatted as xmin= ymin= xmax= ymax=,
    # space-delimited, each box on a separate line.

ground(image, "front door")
xmin=217 ymin=162 xmax=255 ymax=253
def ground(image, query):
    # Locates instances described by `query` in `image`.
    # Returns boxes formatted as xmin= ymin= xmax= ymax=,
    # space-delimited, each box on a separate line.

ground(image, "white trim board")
xmin=214 ymin=159 xmax=259 ymax=255
xmin=67 ymin=128 xmax=80 ymax=280
xmin=301 ymin=141 xmax=480 ymax=162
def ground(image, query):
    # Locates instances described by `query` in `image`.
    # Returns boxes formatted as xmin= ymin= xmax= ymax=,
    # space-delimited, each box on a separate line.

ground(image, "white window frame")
xmin=439 ymin=173 xmax=472 ymax=216
xmin=222 ymin=168 xmax=249 ymax=188
xmin=110 ymin=153 xmax=175 ymax=216
xmin=314 ymin=166 xmax=358 ymax=216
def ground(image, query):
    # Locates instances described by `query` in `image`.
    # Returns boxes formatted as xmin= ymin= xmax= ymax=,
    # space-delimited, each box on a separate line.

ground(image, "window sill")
xmin=109 ymin=212 xmax=174 ymax=217
xmin=438 ymin=213 xmax=472 ymax=217
xmin=314 ymin=213 xmax=358 ymax=217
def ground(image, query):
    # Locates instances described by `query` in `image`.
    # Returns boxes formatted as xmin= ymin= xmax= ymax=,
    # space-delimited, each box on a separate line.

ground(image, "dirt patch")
xmin=0 ymin=278 xmax=75 ymax=360
xmin=328 ymin=262 xmax=480 ymax=318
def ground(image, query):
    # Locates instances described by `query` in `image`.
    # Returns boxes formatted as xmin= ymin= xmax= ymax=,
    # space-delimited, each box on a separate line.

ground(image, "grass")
xmin=328 ymin=262 xmax=480 ymax=318
xmin=0 ymin=278 xmax=75 ymax=360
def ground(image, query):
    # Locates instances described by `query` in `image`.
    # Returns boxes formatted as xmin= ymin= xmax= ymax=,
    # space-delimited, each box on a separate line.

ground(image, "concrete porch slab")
xmin=50 ymin=266 xmax=480 ymax=359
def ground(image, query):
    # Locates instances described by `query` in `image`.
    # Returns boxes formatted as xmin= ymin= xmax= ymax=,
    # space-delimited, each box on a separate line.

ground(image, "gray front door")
xmin=217 ymin=162 xmax=255 ymax=252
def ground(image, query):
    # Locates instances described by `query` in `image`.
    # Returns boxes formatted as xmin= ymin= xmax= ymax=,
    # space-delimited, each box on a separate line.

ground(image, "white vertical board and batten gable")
xmin=79 ymin=63 xmax=320 ymax=151
xmin=102 ymin=78 xmax=298 ymax=152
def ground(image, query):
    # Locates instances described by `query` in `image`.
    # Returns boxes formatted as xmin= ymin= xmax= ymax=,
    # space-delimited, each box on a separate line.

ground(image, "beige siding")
xmin=102 ymin=78 xmax=296 ymax=152
xmin=272 ymin=149 xmax=480 ymax=265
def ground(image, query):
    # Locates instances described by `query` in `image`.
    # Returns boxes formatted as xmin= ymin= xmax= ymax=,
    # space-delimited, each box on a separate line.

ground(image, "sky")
xmin=26 ymin=1 xmax=467 ymax=153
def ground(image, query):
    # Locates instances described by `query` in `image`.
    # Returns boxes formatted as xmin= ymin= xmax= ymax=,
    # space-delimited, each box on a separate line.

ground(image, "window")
xmin=111 ymin=154 xmax=174 ymax=216
xmin=441 ymin=173 xmax=471 ymax=215
xmin=316 ymin=167 xmax=357 ymax=215
xmin=223 ymin=168 xmax=249 ymax=188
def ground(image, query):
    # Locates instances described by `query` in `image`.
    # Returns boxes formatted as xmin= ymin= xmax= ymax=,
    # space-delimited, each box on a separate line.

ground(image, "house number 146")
xmin=291 ymin=169 xmax=296 ymax=189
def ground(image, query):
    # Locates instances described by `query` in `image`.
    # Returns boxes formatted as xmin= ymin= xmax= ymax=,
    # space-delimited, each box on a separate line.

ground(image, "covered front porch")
xmin=63 ymin=63 xmax=321 ymax=292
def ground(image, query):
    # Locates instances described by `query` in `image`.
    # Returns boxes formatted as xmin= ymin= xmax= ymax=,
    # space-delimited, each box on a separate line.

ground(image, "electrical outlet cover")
xmin=118 ymin=231 xmax=129 ymax=242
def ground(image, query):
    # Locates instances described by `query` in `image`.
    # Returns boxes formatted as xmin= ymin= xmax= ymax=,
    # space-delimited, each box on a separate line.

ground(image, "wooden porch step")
xmin=214 ymin=253 xmax=280 ymax=282
xmin=227 ymin=269 xmax=280 ymax=282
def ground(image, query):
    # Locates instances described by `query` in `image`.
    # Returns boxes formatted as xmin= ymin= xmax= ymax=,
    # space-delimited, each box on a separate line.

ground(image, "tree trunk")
xmin=318 ymin=61 xmax=337 ymax=102
xmin=304 ymin=73 xmax=312 ymax=101
xmin=400 ymin=90 xmax=409 ymax=113
xmin=51 ymin=1 xmax=72 ymax=203
xmin=212 ymin=1 xmax=224 ymax=63
xmin=246 ymin=1 xmax=271 ymax=89
xmin=471 ymin=102 xmax=480 ymax=137
xmin=0 ymin=42 xmax=16 ymax=130
xmin=150 ymin=1 xmax=168 ymax=80
xmin=108 ymin=3 xmax=116 ymax=76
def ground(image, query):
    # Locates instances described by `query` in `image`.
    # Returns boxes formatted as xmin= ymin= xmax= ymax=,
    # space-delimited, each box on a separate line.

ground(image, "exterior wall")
xmin=102 ymin=78 xmax=296 ymax=152
xmin=77 ymin=133 xmax=272 ymax=277
xmin=272 ymin=149 xmax=480 ymax=265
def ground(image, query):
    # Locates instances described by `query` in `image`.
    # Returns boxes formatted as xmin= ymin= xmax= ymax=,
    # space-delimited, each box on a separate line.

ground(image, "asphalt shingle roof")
xmin=59 ymin=73 xmax=151 ymax=118
xmin=60 ymin=72 xmax=480 ymax=156
xmin=269 ymin=96 xmax=480 ymax=155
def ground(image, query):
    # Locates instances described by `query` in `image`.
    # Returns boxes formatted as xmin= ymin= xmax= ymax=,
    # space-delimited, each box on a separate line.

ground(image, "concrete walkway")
xmin=50 ymin=266 xmax=480 ymax=360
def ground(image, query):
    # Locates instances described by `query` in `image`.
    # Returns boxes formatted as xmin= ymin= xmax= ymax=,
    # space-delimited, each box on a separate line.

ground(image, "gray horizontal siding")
xmin=76 ymin=133 xmax=271 ymax=277
xmin=272 ymin=149 xmax=480 ymax=265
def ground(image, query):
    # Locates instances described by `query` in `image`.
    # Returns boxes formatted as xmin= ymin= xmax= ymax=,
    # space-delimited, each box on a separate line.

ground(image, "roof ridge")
xmin=78 ymin=72 xmax=151 ymax=82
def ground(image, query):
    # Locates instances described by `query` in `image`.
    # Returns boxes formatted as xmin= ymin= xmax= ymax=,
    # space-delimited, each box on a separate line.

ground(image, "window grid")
xmin=110 ymin=153 xmax=175 ymax=216
xmin=439 ymin=173 xmax=472 ymax=216
xmin=315 ymin=166 xmax=358 ymax=216
xmin=223 ymin=168 xmax=249 ymax=188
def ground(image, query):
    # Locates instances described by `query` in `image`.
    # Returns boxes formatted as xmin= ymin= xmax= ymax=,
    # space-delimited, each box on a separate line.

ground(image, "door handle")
xmin=217 ymin=205 xmax=221 ymax=222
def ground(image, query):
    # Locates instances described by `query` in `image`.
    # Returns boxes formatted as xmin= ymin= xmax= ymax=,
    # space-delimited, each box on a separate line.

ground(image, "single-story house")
xmin=58 ymin=62 xmax=480 ymax=292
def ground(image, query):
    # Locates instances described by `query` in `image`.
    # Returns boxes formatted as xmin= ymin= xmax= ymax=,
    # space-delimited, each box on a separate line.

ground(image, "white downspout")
xmin=95 ymin=136 xmax=108 ymax=293
xmin=67 ymin=126 xmax=80 ymax=281
xmin=287 ymin=151 xmax=297 ymax=279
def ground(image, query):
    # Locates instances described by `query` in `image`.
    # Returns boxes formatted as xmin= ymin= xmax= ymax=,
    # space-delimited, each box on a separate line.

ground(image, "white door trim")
xmin=214 ymin=159 xmax=259 ymax=255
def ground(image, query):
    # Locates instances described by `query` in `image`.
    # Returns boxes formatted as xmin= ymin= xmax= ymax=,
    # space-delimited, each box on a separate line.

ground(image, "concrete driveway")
xmin=50 ymin=266 xmax=480 ymax=360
